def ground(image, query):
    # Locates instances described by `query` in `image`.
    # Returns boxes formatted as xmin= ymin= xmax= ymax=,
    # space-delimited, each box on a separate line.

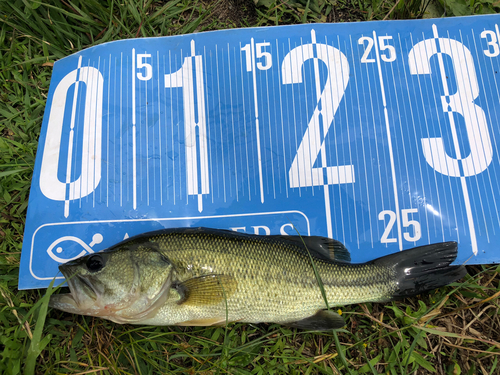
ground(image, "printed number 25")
xmin=379 ymin=209 xmax=421 ymax=243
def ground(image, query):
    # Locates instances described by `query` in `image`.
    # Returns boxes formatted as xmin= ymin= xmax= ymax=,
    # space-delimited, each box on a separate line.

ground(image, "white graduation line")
xmin=107 ymin=56 xmax=110 ymax=208
xmin=303 ymin=37 xmax=315 ymax=198
xmin=250 ymin=38 xmax=265 ymax=203
xmin=418 ymin=31 xmax=445 ymax=242
xmin=408 ymin=33 xmax=432 ymax=243
xmin=311 ymin=29 xmax=333 ymax=239
xmin=157 ymin=51 xmax=163 ymax=204
xmin=269 ymin=45 xmax=281 ymax=196
xmin=349 ymin=35 xmax=373 ymax=247
xmin=215 ymin=45 xmax=227 ymax=202
xmin=138 ymin=73 xmax=143 ymax=202
xmin=433 ymin=25 xmax=477 ymax=255
xmin=126 ymin=54 xmax=130 ymax=202
xmin=208 ymin=49 xmax=218 ymax=202
xmin=112 ymin=58 xmax=116 ymax=202
xmin=227 ymin=44 xmax=239 ymax=202
xmin=163 ymin=54 xmax=169 ymax=202
xmin=120 ymin=53 xmax=123 ymax=207
xmin=472 ymin=30 xmax=500 ymax=232
xmin=144 ymin=51 xmax=149 ymax=206
xmin=220 ymin=46 xmax=232 ymax=199
xmin=388 ymin=40 xmax=413 ymax=214
xmin=194 ymin=42 xmax=209 ymax=213
xmin=339 ymin=36 xmax=356 ymax=245
xmin=342 ymin=38 xmax=359 ymax=247
xmin=169 ymin=51 xmax=176 ymax=205
xmin=132 ymin=48 xmax=137 ymax=210
xmin=372 ymin=31 xmax=402 ymax=250
xmin=362 ymin=41 xmax=383 ymax=242
xmin=64 ymin=56 xmax=83 ymax=218
xmin=458 ymin=30 xmax=489 ymax=242
xmin=288 ymin=38 xmax=300 ymax=197
xmin=276 ymin=40 xmax=288 ymax=198
xmin=326 ymin=35 xmax=344 ymax=242
xmin=203 ymin=47 xmax=214 ymax=204
xmin=239 ymin=42 xmax=251 ymax=200
xmin=264 ymin=42 xmax=276 ymax=199
xmin=81 ymin=60 xmax=91 ymax=209
xmin=94 ymin=58 xmax=100 ymax=209
xmin=421 ymin=34 xmax=454 ymax=239
xmin=178 ymin=51 xmax=183 ymax=202
xmin=85 ymin=59 xmax=95 ymax=206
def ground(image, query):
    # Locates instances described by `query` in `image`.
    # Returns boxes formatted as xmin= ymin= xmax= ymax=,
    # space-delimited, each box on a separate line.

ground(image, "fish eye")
xmin=86 ymin=254 xmax=104 ymax=272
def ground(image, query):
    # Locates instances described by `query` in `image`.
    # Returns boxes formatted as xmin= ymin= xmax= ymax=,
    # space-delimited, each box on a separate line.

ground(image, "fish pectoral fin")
xmin=175 ymin=274 xmax=237 ymax=306
xmin=286 ymin=310 xmax=345 ymax=331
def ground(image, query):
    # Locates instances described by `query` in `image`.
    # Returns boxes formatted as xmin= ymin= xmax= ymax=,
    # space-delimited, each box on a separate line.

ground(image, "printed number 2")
xmin=379 ymin=209 xmax=421 ymax=243
xmin=282 ymin=41 xmax=354 ymax=187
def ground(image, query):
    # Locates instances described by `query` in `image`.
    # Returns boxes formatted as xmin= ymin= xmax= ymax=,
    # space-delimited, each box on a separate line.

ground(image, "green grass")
xmin=2 ymin=0 xmax=500 ymax=374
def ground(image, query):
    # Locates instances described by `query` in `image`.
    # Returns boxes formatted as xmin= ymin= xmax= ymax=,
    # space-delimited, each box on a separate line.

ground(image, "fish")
xmin=49 ymin=227 xmax=466 ymax=331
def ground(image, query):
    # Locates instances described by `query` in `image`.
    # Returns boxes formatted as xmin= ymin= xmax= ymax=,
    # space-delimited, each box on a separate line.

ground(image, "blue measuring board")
xmin=19 ymin=15 xmax=500 ymax=289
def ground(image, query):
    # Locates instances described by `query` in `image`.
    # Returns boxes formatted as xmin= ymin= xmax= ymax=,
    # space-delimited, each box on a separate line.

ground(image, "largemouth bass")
xmin=49 ymin=227 xmax=466 ymax=330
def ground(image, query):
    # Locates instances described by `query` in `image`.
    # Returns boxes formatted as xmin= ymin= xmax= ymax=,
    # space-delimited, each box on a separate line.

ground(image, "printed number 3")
xmin=408 ymin=36 xmax=493 ymax=177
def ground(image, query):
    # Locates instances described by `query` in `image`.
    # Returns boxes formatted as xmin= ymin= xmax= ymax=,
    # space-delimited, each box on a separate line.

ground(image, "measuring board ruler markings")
xmin=20 ymin=15 xmax=500 ymax=289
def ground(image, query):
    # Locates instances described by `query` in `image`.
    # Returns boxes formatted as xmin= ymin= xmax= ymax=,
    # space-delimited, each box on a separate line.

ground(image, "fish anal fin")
xmin=286 ymin=310 xmax=345 ymax=331
xmin=176 ymin=274 xmax=237 ymax=306
xmin=176 ymin=317 xmax=228 ymax=326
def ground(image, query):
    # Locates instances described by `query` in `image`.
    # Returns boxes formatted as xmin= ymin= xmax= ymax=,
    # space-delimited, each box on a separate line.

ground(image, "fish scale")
xmin=144 ymin=230 xmax=397 ymax=325
xmin=49 ymin=228 xmax=466 ymax=330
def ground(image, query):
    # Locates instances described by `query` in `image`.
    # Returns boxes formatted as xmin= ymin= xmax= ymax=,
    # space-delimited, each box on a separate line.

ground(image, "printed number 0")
xmin=282 ymin=42 xmax=354 ymax=187
xmin=408 ymin=37 xmax=493 ymax=177
xmin=39 ymin=66 xmax=103 ymax=201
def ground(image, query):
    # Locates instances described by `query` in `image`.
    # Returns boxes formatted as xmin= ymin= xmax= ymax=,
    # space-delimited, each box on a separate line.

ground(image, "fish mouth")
xmin=49 ymin=267 xmax=98 ymax=314
xmin=73 ymin=275 xmax=98 ymax=302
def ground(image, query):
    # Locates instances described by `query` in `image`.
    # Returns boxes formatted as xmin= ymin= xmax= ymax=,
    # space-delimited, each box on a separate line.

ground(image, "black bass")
xmin=49 ymin=227 xmax=466 ymax=330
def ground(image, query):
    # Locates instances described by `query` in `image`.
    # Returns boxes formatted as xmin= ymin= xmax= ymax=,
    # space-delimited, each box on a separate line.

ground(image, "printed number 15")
xmin=241 ymin=42 xmax=272 ymax=71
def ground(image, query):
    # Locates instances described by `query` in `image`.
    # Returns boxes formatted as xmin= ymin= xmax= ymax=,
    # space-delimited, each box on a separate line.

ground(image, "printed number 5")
xmin=137 ymin=53 xmax=152 ymax=81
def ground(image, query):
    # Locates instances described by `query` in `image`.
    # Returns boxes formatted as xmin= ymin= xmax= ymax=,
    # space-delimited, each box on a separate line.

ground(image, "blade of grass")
xmin=24 ymin=278 xmax=56 ymax=375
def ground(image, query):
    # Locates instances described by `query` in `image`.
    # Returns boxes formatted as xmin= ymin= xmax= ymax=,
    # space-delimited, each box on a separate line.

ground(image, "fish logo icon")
xmin=46 ymin=233 xmax=103 ymax=263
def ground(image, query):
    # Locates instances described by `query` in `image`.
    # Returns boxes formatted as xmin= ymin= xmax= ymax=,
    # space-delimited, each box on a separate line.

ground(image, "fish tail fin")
xmin=374 ymin=241 xmax=467 ymax=299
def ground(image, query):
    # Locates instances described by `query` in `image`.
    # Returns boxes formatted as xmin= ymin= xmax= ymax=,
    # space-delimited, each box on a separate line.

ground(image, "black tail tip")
xmin=376 ymin=241 xmax=466 ymax=299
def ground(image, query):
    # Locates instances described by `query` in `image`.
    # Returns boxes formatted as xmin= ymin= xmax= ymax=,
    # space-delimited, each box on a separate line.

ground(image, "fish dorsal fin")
xmin=175 ymin=274 xmax=238 ymax=306
xmin=286 ymin=310 xmax=345 ymax=331
xmin=272 ymin=235 xmax=351 ymax=263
